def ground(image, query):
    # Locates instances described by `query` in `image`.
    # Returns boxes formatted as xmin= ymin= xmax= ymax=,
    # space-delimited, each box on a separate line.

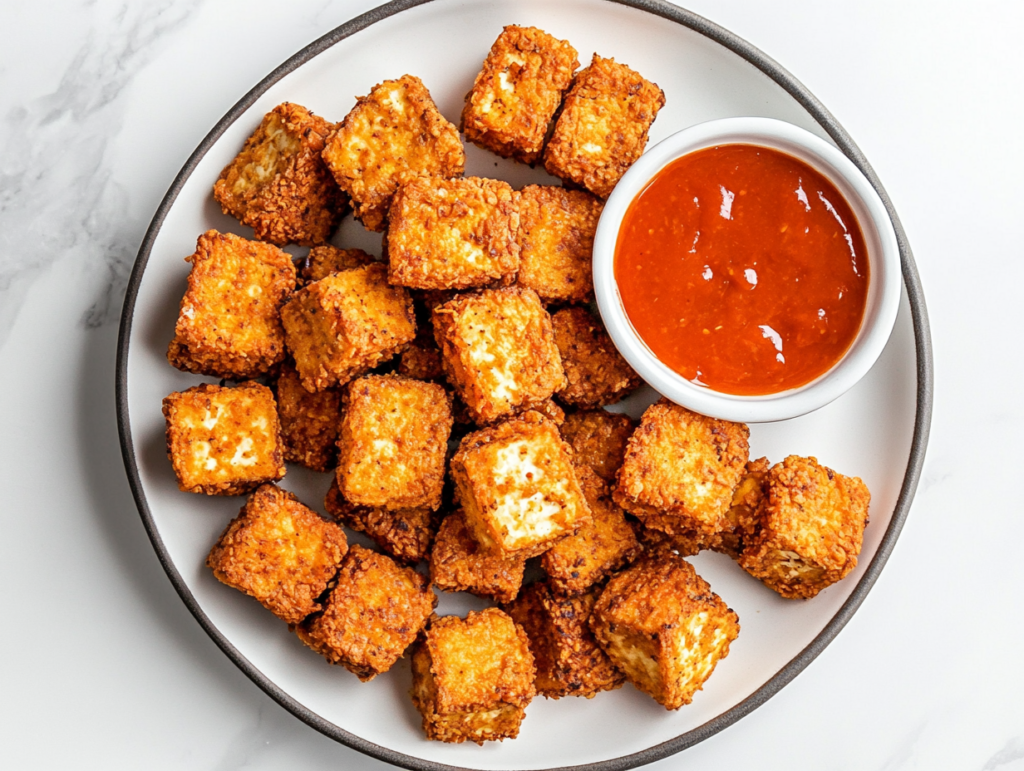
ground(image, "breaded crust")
xmin=552 ymin=306 xmax=642 ymax=407
xmin=397 ymin=331 xmax=446 ymax=382
xmin=429 ymin=510 xmax=526 ymax=603
xmin=322 ymin=74 xmax=465 ymax=231
xmin=206 ymin=484 xmax=348 ymax=624
xmin=299 ymin=245 xmax=375 ymax=285
xmin=559 ymin=409 xmax=636 ymax=483
xmin=274 ymin=363 xmax=341 ymax=472
xmin=167 ymin=230 xmax=297 ymax=380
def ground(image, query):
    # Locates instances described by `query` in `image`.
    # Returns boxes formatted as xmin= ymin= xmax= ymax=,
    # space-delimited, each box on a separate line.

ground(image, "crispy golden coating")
xmin=634 ymin=522 xmax=709 ymax=558
xmin=543 ymin=55 xmax=665 ymax=199
xmin=274 ymin=363 xmax=341 ymax=472
xmin=410 ymin=609 xmax=536 ymax=743
xmin=542 ymin=466 xmax=641 ymax=595
xmin=613 ymin=400 xmax=749 ymax=536
xmin=433 ymin=287 xmax=566 ymax=424
xmin=322 ymin=75 xmax=465 ymax=231
xmin=386 ymin=176 xmax=520 ymax=290
xmin=516 ymin=186 xmax=601 ymax=304
xmin=524 ymin=398 xmax=565 ymax=426
xmin=337 ymin=375 xmax=452 ymax=510
xmin=505 ymin=582 xmax=623 ymax=699
xmin=325 ymin=477 xmax=435 ymax=564
xmin=299 ymin=245 xmax=375 ymax=285
xmin=460 ymin=26 xmax=579 ymax=164
xmin=739 ymin=456 xmax=870 ymax=599
xmin=167 ymin=231 xmax=296 ymax=380
xmin=560 ymin=409 xmax=636 ymax=482
xmin=552 ymin=306 xmax=642 ymax=407
xmin=429 ymin=511 xmax=526 ymax=603
xmin=591 ymin=552 xmax=739 ymax=710
xmin=397 ymin=331 xmax=445 ymax=382
xmin=213 ymin=102 xmax=345 ymax=246
xmin=297 ymin=545 xmax=435 ymax=680
xmin=450 ymin=411 xmax=591 ymax=559
xmin=281 ymin=263 xmax=416 ymax=392
xmin=206 ymin=484 xmax=347 ymax=624
xmin=162 ymin=382 xmax=285 ymax=495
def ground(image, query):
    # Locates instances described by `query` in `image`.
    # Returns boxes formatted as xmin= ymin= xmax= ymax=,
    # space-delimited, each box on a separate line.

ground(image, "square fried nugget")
xmin=162 ymin=382 xmax=285 ymax=496
xmin=433 ymin=287 xmax=565 ymax=424
xmin=274 ymin=363 xmax=341 ymax=472
xmin=325 ymin=477 xmax=435 ymax=564
xmin=505 ymin=581 xmax=623 ymax=699
xmin=739 ymin=456 xmax=870 ymax=599
xmin=516 ymin=186 xmax=602 ymax=304
xmin=542 ymin=466 xmax=641 ymax=595
xmin=297 ymin=544 xmax=436 ymax=680
xmin=281 ymin=263 xmax=416 ymax=392
xmin=544 ymin=55 xmax=665 ymax=198
xmin=430 ymin=510 xmax=526 ymax=603
xmin=560 ymin=409 xmax=636 ymax=482
xmin=461 ymin=26 xmax=578 ymax=164
xmin=387 ymin=176 xmax=520 ymax=290
xmin=410 ymin=609 xmax=535 ymax=744
xmin=299 ymin=245 xmax=375 ymax=285
xmin=613 ymin=400 xmax=749 ymax=537
xmin=213 ymin=102 xmax=345 ymax=246
xmin=552 ymin=306 xmax=642 ymax=407
xmin=450 ymin=411 xmax=591 ymax=559
xmin=337 ymin=375 xmax=452 ymax=510
xmin=591 ymin=551 xmax=739 ymax=710
xmin=167 ymin=230 xmax=296 ymax=380
xmin=322 ymin=75 xmax=465 ymax=231
xmin=397 ymin=330 xmax=446 ymax=382
xmin=207 ymin=483 xmax=347 ymax=624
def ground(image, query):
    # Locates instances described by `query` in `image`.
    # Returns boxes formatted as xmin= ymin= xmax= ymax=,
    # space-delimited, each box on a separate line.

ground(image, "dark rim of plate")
xmin=115 ymin=1 xmax=934 ymax=769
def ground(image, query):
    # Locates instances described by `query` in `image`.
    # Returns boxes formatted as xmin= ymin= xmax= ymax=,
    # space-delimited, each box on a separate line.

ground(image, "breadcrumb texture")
xmin=552 ymin=306 xmax=642 ymax=407
xmin=297 ymin=545 xmax=436 ymax=680
xmin=433 ymin=287 xmax=565 ymax=424
xmin=299 ymin=245 xmax=375 ymax=285
xmin=387 ymin=176 xmax=520 ymax=290
xmin=411 ymin=609 xmax=536 ymax=743
xmin=167 ymin=230 xmax=296 ymax=380
xmin=461 ymin=25 xmax=579 ymax=164
xmin=613 ymin=400 xmax=749 ymax=536
xmin=397 ymin=332 xmax=446 ymax=382
xmin=163 ymin=382 xmax=285 ymax=495
xmin=274 ymin=363 xmax=340 ymax=472
xmin=516 ymin=186 xmax=601 ymax=304
xmin=591 ymin=552 xmax=739 ymax=710
xmin=322 ymin=75 xmax=465 ymax=231
xmin=213 ymin=102 xmax=345 ymax=246
xmin=505 ymin=581 xmax=624 ymax=699
xmin=430 ymin=510 xmax=526 ymax=603
xmin=281 ymin=263 xmax=416 ymax=392
xmin=543 ymin=55 xmax=665 ymax=198
xmin=207 ymin=484 xmax=348 ymax=624
xmin=451 ymin=411 xmax=591 ymax=559
xmin=560 ymin=409 xmax=636 ymax=482
xmin=739 ymin=456 xmax=870 ymax=599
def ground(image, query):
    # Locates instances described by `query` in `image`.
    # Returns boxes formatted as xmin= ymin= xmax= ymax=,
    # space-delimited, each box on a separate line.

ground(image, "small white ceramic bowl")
xmin=593 ymin=117 xmax=901 ymax=423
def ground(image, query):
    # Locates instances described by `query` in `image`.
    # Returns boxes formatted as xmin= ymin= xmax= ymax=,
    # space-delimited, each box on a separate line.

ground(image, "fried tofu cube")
xmin=460 ymin=26 xmax=579 ymax=164
xmin=433 ymin=287 xmax=565 ymax=424
xmin=397 ymin=331 xmax=445 ymax=382
xmin=715 ymin=456 xmax=770 ymax=559
xmin=516 ymin=186 xmax=602 ymax=304
xmin=429 ymin=510 xmax=526 ymax=603
xmin=297 ymin=545 xmax=436 ymax=680
xmin=280 ymin=263 xmax=416 ymax=392
xmin=505 ymin=582 xmax=624 ymax=699
xmin=386 ymin=176 xmax=520 ymax=290
xmin=552 ymin=306 xmax=642 ymax=407
xmin=167 ymin=231 xmax=297 ymax=380
xmin=213 ymin=102 xmax=345 ymax=246
xmin=206 ymin=484 xmax=347 ymax=624
xmin=410 ymin=609 xmax=536 ymax=743
xmin=739 ymin=456 xmax=870 ymax=599
xmin=559 ymin=409 xmax=636 ymax=482
xmin=274 ymin=363 xmax=341 ymax=472
xmin=299 ymin=245 xmax=375 ymax=285
xmin=542 ymin=466 xmax=641 ymax=595
xmin=591 ymin=552 xmax=739 ymax=710
xmin=162 ymin=382 xmax=285 ymax=495
xmin=613 ymin=400 xmax=749 ymax=537
xmin=325 ymin=477 xmax=435 ymax=564
xmin=543 ymin=55 xmax=665 ymax=198
xmin=322 ymin=75 xmax=465 ymax=231
xmin=336 ymin=375 xmax=452 ymax=510
xmin=450 ymin=411 xmax=591 ymax=559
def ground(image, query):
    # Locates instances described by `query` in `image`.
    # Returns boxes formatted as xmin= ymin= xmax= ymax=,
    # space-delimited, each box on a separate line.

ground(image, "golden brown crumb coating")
xmin=552 ymin=306 xmax=642 ymax=407
xmin=274 ymin=363 xmax=341 ymax=472
xmin=523 ymin=398 xmax=565 ymax=426
xmin=559 ymin=409 xmax=636 ymax=482
xmin=397 ymin=331 xmax=446 ymax=382
xmin=429 ymin=510 xmax=526 ymax=603
xmin=299 ymin=245 xmax=375 ymax=285
xmin=206 ymin=484 xmax=347 ymax=624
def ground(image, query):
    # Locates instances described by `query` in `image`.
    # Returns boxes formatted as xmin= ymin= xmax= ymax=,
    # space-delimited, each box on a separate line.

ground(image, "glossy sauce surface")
xmin=614 ymin=144 xmax=869 ymax=395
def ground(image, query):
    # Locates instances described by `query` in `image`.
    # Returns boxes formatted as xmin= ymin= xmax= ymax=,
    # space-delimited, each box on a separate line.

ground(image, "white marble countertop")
xmin=1 ymin=1 xmax=1021 ymax=768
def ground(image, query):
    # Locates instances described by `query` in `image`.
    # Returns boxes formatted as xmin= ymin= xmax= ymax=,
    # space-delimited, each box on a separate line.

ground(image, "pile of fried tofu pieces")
xmin=160 ymin=25 xmax=871 ymax=745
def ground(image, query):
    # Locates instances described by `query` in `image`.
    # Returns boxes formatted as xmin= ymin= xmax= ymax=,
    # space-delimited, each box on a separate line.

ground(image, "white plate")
xmin=116 ymin=1 xmax=932 ymax=769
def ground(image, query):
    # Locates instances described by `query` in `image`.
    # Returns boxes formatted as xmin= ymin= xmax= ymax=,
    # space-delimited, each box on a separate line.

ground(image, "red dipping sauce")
xmin=614 ymin=144 xmax=869 ymax=396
